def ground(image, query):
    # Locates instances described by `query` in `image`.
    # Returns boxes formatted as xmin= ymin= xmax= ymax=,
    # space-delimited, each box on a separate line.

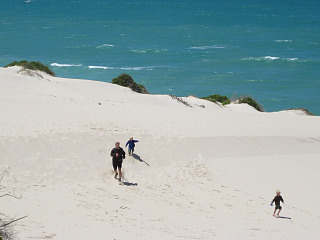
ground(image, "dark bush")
xmin=201 ymin=94 xmax=231 ymax=105
xmin=112 ymin=73 xmax=149 ymax=94
xmin=239 ymin=96 xmax=263 ymax=111
xmin=5 ymin=60 xmax=55 ymax=76
xmin=0 ymin=222 xmax=13 ymax=240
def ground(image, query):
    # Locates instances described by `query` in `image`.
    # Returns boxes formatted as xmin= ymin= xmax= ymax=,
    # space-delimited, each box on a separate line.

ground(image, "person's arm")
xmin=122 ymin=149 xmax=126 ymax=159
xmin=110 ymin=148 xmax=116 ymax=157
xmin=271 ymin=197 xmax=275 ymax=204
xmin=125 ymin=141 xmax=129 ymax=147
xmin=280 ymin=196 xmax=284 ymax=203
xmin=134 ymin=140 xmax=139 ymax=143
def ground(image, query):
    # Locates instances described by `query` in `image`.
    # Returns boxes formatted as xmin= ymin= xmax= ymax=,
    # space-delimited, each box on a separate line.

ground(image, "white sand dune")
xmin=1 ymin=66 xmax=320 ymax=239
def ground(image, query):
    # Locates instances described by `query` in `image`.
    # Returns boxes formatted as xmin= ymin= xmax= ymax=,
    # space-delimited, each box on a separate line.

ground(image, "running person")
xmin=271 ymin=190 xmax=284 ymax=217
xmin=110 ymin=142 xmax=125 ymax=182
xmin=125 ymin=137 xmax=139 ymax=156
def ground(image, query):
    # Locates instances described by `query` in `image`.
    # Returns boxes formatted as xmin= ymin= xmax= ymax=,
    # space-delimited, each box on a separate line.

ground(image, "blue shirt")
xmin=126 ymin=140 xmax=139 ymax=149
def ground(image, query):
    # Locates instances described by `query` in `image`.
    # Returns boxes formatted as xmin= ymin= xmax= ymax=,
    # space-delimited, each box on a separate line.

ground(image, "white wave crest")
xmin=242 ymin=56 xmax=299 ymax=62
xmin=88 ymin=65 xmax=154 ymax=71
xmin=154 ymin=49 xmax=168 ymax=53
xmin=96 ymin=44 xmax=114 ymax=48
xmin=275 ymin=40 xmax=292 ymax=43
xmin=120 ymin=66 xmax=154 ymax=71
xmin=131 ymin=50 xmax=147 ymax=54
xmin=189 ymin=45 xmax=226 ymax=50
xmin=131 ymin=49 xmax=168 ymax=54
xmin=264 ymin=56 xmax=280 ymax=60
xmin=287 ymin=58 xmax=298 ymax=61
xmin=88 ymin=66 xmax=114 ymax=70
xmin=51 ymin=63 xmax=82 ymax=67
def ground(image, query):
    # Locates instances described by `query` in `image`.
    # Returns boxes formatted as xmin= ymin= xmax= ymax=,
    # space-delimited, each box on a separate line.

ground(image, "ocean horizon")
xmin=1 ymin=0 xmax=319 ymax=114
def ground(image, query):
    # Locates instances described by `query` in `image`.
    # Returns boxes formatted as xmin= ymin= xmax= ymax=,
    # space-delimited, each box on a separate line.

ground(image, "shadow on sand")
xmin=277 ymin=216 xmax=292 ymax=220
xmin=132 ymin=153 xmax=150 ymax=166
xmin=122 ymin=181 xmax=138 ymax=186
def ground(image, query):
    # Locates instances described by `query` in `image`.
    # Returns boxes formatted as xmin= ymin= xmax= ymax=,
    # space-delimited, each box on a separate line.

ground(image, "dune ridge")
xmin=1 ymin=66 xmax=320 ymax=239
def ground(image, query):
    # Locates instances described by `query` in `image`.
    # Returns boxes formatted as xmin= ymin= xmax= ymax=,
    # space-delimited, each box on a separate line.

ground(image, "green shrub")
xmin=222 ymin=99 xmax=231 ymax=105
xmin=202 ymin=94 xmax=231 ymax=105
xmin=5 ymin=60 xmax=55 ymax=76
xmin=239 ymin=96 xmax=263 ymax=111
xmin=112 ymin=73 xmax=149 ymax=94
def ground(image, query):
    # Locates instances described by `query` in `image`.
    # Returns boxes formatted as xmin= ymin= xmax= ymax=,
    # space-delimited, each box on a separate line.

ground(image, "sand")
xmin=1 ymin=66 xmax=320 ymax=239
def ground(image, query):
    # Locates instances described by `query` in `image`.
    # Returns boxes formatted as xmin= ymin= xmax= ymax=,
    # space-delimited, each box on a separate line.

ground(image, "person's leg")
xmin=118 ymin=167 xmax=122 ymax=181
xmin=277 ymin=207 xmax=282 ymax=216
xmin=273 ymin=208 xmax=277 ymax=216
xmin=118 ymin=161 xmax=123 ymax=181
xmin=113 ymin=161 xmax=118 ymax=178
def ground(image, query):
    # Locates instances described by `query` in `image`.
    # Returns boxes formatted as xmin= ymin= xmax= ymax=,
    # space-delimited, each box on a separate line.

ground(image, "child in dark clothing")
xmin=271 ymin=190 xmax=284 ymax=217
xmin=125 ymin=137 xmax=139 ymax=156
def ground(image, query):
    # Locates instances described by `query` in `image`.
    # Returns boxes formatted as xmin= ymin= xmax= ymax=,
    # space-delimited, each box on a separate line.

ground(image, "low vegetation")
xmin=5 ymin=60 xmax=55 ymax=76
xmin=238 ymin=96 xmax=263 ymax=112
xmin=201 ymin=94 xmax=231 ymax=105
xmin=202 ymin=94 xmax=264 ymax=111
xmin=112 ymin=73 xmax=149 ymax=94
xmin=0 ymin=221 xmax=13 ymax=240
xmin=0 ymin=172 xmax=26 ymax=240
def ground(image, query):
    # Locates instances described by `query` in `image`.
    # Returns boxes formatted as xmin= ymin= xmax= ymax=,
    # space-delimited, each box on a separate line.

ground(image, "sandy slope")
xmin=1 ymin=66 xmax=320 ymax=240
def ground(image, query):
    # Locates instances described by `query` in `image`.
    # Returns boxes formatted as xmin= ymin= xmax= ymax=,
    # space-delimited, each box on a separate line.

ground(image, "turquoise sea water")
xmin=1 ymin=0 xmax=320 ymax=114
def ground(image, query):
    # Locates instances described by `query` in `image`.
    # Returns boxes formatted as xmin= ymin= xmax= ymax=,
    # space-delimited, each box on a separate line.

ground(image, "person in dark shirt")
xmin=110 ymin=142 xmax=125 ymax=182
xmin=125 ymin=137 xmax=140 ymax=156
xmin=271 ymin=190 xmax=284 ymax=217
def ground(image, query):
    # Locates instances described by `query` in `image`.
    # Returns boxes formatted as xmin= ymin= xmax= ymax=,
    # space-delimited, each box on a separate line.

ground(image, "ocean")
xmin=1 ymin=0 xmax=319 ymax=114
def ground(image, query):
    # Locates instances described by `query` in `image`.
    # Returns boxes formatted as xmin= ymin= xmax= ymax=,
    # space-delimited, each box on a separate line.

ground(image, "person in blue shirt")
xmin=125 ymin=137 xmax=139 ymax=156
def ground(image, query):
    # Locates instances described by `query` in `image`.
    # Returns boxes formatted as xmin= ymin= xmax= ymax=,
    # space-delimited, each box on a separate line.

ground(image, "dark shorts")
xmin=275 ymin=205 xmax=282 ymax=210
xmin=129 ymin=147 xmax=134 ymax=153
xmin=112 ymin=160 xmax=122 ymax=170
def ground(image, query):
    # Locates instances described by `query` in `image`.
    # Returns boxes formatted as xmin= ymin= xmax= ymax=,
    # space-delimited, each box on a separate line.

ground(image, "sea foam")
xmin=96 ymin=44 xmax=114 ymax=48
xmin=88 ymin=66 xmax=114 ymax=70
xmin=51 ymin=63 xmax=82 ymax=67
xmin=120 ymin=67 xmax=153 ymax=71
xmin=264 ymin=56 xmax=280 ymax=60
xmin=242 ymin=56 xmax=299 ymax=61
xmin=131 ymin=50 xmax=147 ymax=54
xmin=189 ymin=45 xmax=226 ymax=50
xmin=130 ymin=49 xmax=168 ymax=54
xmin=275 ymin=40 xmax=292 ymax=43
xmin=87 ymin=65 xmax=154 ymax=71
